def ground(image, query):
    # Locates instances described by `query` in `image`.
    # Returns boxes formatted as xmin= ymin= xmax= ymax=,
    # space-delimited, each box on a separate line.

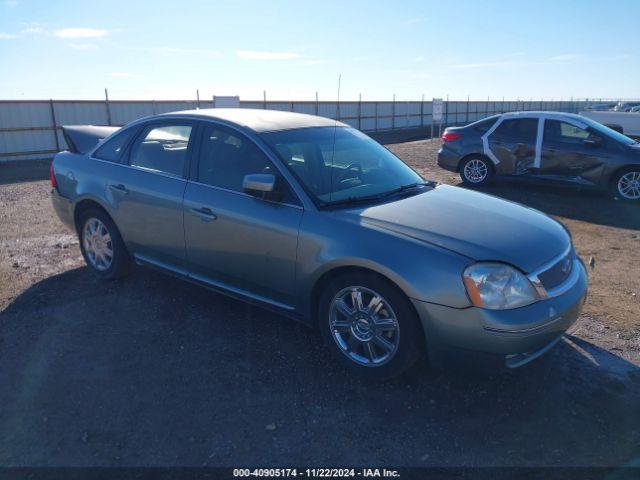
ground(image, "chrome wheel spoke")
xmin=368 ymin=295 xmax=383 ymax=315
xmin=329 ymin=286 xmax=400 ymax=367
xmin=351 ymin=289 xmax=364 ymax=311
xmin=82 ymin=218 xmax=114 ymax=271
xmin=366 ymin=343 xmax=376 ymax=362
xmin=374 ymin=316 xmax=397 ymax=331
xmin=373 ymin=334 xmax=394 ymax=353
xmin=331 ymin=318 xmax=351 ymax=331
xmin=335 ymin=299 xmax=352 ymax=318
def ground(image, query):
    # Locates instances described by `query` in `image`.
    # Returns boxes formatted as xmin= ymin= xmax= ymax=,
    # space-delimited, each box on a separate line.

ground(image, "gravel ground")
xmin=0 ymin=139 xmax=639 ymax=468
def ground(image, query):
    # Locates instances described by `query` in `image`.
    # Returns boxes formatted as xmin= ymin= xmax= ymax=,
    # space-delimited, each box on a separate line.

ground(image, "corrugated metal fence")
xmin=0 ymin=98 xmax=590 ymax=162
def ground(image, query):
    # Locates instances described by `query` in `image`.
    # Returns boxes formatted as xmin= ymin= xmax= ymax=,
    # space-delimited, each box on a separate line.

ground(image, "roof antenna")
xmin=329 ymin=74 xmax=341 ymax=202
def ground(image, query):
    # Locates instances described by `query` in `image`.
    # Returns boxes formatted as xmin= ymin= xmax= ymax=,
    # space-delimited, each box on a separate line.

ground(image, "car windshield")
xmin=261 ymin=127 xmax=425 ymax=206
xmin=581 ymin=117 xmax=638 ymax=145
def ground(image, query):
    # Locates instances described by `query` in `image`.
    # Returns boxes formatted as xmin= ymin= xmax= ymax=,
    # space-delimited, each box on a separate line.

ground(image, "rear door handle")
xmin=109 ymin=184 xmax=128 ymax=194
xmin=190 ymin=207 xmax=217 ymax=221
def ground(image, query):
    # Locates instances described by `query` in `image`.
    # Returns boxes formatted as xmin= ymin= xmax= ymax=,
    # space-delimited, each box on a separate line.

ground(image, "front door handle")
xmin=109 ymin=183 xmax=128 ymax=194
xmin=190 ymin=207 xmax=217 ymax=221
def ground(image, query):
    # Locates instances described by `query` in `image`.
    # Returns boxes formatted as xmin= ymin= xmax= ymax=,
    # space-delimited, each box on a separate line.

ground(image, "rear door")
xmin=112 ymin=121 xmax=196 ymax=269
xmin=183 ymin=123 xmax=303 ymax=307
xmin=539 ymin=119 xmax=606 ymax=182
xmin=487 ymin=118 xmax=539 ymax=174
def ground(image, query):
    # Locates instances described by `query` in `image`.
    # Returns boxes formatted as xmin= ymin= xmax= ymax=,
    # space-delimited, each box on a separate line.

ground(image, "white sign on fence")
xmin=213 ymin=96 xmax=240 ymax=108
xmin=432 ymin=98 xmax=444 ymax=122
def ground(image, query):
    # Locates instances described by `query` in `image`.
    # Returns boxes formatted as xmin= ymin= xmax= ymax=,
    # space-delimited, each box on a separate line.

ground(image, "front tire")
xmin=318 ymin=272 xmax=424 ymax=380
xmin=78 ymin=208 xmax=131 ymax=279
xmin=611 ymin=168 xmax=640 ymax=202
xmin=459 ymin=155 xmax=494 ymax=186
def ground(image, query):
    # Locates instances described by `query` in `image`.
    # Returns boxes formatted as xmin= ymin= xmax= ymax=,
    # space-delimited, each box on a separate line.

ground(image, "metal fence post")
xmin=358 ymin=93 xmax=362 ymax=130
xmin=444 ymin=95 xmax=449 ymax=128
xmin=420 ymin=94 xmax=425 ymax=128
xmin=375 ymin=102 xmax=378 ymax=131
xmin=104 ymin=88 xmax=112 ymax=126
xmin=263 ymin=90 xmax=267 ymax=109
xmin=430 ymin=99 xmax=434 ymax=140
xmin=466 ymin=94 xmax=469 ymax=124
xmin=392 ymin=94 xmax=396 ymax=130
xmin=315 ymin=92 xmax=319 ymax=115
xmin=49 ymin=99 xmax=60 ymax=151
xmin=196 ymin=89 xmax=200 ymax=109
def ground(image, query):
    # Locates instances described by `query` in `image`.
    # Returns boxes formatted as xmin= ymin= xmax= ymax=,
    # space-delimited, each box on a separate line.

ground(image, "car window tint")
xmin=198 ymin=126 xmax=298 ymax=204
xmin=494 ymin=118 xmax=538 ymax=142
xmin=93 ymin=128 xmax=136 ymax=162
xmin=470 ymin=116 xmax=499 ymax=133
xmin=129 ymin=125 xmax=192 ymax=176
xmin=262 ymin=127 xmax=423 ymax=204
xmin=544 ymin=120 xmax=590 ymax=144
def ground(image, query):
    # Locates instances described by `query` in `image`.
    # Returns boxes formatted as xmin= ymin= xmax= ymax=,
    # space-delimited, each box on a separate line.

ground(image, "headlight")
xmin=462 ymin=263 xmax=539 ymax=310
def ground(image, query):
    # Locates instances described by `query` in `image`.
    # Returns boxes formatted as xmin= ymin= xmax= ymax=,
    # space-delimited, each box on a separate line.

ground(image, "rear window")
xmin=93 ymin=128 xmax=137 ymax=162
xmin=469 ymin=116 xmax=499 ymax=133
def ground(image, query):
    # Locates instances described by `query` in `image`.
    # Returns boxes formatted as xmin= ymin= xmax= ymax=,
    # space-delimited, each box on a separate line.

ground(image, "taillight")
xmin=442 ymin=131 xmax=462 ymax=142
xmin=50 ymin=162 xmax=57 ymax=188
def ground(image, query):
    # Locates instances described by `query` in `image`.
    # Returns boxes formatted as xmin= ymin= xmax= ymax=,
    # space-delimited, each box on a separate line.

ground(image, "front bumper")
xmin=411 ymin=259 xmax=588 ymax=367
xmin=51 ymin=188 xmax=75 ymax=230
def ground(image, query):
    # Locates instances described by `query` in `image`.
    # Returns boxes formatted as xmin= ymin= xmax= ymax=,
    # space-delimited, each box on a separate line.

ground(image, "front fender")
xmin=296 ymin=211 xmax=473 ymax=318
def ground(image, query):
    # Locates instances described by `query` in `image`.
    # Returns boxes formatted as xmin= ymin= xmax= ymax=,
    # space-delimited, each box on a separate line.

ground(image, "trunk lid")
xmin=62 ymin=125 xmax=120 ymax=154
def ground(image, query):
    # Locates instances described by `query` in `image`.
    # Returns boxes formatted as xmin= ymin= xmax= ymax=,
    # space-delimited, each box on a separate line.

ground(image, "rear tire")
xmin=611 ymin=167 xmax=640 ymax=202
xmin=459 ymin=155 xmax=494 ymax=186
xmin=78 ymin=208 xmax=131 ymax=279
xmin=318 ymin=271 xmax=424 ymax=380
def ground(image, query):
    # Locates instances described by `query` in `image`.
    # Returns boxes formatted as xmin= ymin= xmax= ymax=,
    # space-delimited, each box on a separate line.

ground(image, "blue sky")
xmin=1 ymin=0 xmax=638 ymax=100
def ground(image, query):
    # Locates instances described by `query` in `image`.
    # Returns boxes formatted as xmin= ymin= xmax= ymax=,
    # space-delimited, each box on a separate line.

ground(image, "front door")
xmin=113 ymin=122 xmax=195 ymax=268
xmin=539 ymin=119 xmax=606 ymax=183
xmin=183 ymin=123 xmax=303 ymax=307
xmin=487 ymin=117 xmax=539 ymax=175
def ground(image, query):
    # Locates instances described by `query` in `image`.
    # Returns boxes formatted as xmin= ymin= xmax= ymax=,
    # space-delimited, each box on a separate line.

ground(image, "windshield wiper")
xmin=322 ymin=181 xmax=436 ymax=208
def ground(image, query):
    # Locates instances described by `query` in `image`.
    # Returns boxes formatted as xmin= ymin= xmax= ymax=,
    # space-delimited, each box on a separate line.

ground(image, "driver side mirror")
xmin=584 ymin=134 xmax=602 ymax=147
xmin=243 ymin=173 xmax=282 ymax=201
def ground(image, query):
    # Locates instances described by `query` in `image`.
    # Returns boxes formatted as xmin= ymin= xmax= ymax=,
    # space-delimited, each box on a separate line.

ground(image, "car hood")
xmin=337 ymin=185 xmax=570 ymax=273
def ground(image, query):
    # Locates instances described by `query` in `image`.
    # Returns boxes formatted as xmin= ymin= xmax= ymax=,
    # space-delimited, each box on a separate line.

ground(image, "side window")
xmin=198 ymin=126 xmax=299 ymax=204
xmin=544 ymin=120 xmax=589 ymax=144
xmin=494 ymin=118 xmax=538 ymax=142
xmin=129 ymin=124 xmax=192 ymax=177
xmin=93 ymin=128 xmax=137 ymax=162
xmin=471 ymin=117 xmax=498 ymax=133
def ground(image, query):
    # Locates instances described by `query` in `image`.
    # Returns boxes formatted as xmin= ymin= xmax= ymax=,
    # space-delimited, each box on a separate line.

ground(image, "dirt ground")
xmin=0 ymin=139 xmax=639 ymax=469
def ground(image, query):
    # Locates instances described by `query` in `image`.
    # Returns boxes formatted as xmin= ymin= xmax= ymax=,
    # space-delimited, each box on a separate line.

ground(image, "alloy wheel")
xmin=617 ymin=171 xmax=640 ymax=200
xmin=328 ymin=286 xmax=400 ymax=366
xmin=83 ymin=218 xmax=114 ymax=271
xmin=463 ymin=159 xmax=489 ymax=183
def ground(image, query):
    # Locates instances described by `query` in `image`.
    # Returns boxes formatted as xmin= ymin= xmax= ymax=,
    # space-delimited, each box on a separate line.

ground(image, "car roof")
xmin=499 ymin=111 xmax=584 ymax=120
xmin=156 ymin=108 xmax=348 ymax=133
xmin=497 ymin=111 xmax=590 ymax=127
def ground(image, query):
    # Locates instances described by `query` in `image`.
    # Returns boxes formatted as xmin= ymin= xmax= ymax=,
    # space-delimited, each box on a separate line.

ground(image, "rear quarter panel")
xmin=53 ymin=152 xmax=121 ymax=229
